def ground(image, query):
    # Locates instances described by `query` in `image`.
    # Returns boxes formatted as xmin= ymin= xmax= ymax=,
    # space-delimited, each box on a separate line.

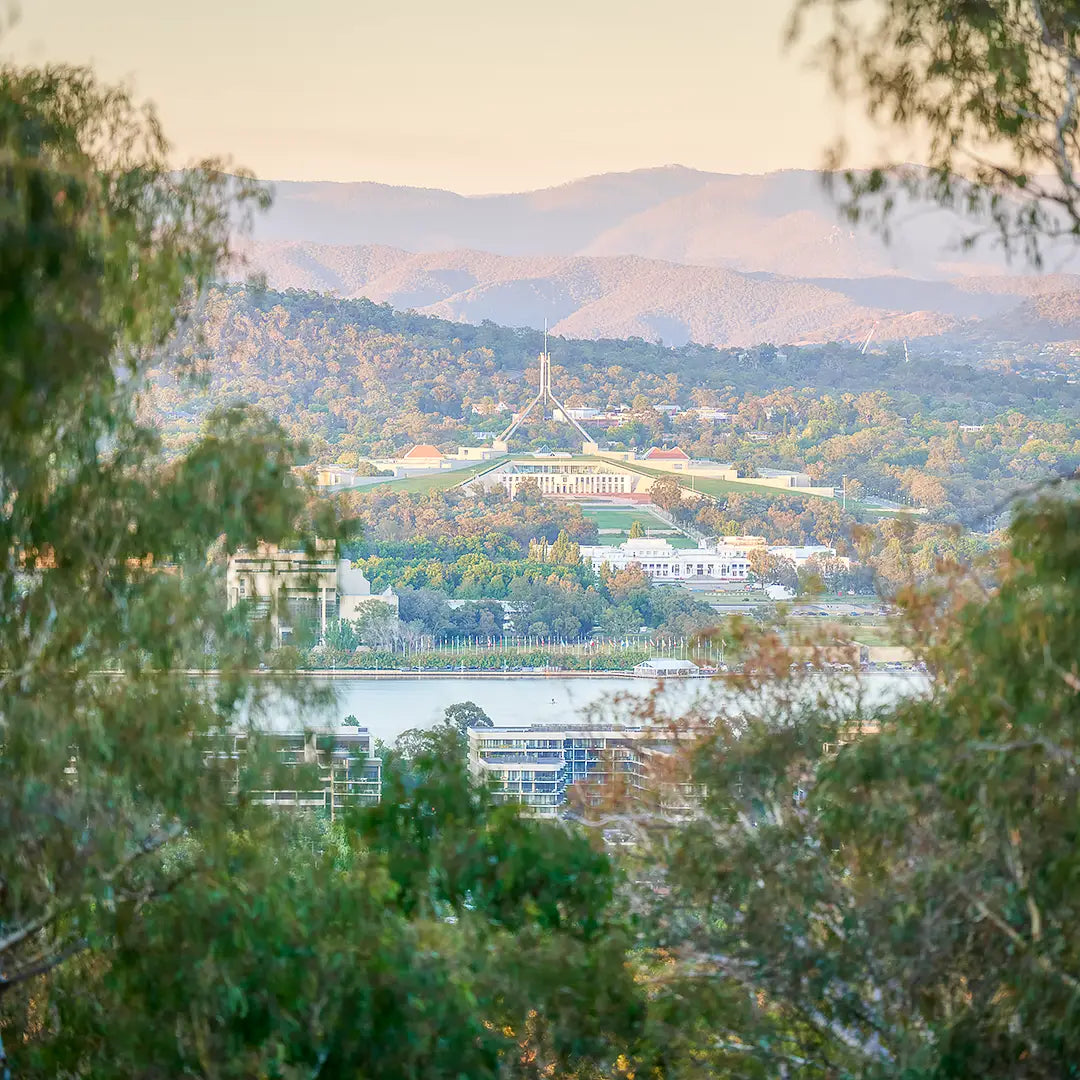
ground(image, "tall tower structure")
xmin=492 ymin=330 xmax=598 ymax=454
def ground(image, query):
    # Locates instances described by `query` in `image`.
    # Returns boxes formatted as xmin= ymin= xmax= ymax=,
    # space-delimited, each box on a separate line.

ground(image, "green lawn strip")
xmin=617 ymin=459 xmax=835 ymax=501
xmin=582 ymin=506 xmax=668 ymax=530
xmin=366 ymin=457 xmax=510 ymax=494
xmin=580 ymin=503 xmax=701 ymax=546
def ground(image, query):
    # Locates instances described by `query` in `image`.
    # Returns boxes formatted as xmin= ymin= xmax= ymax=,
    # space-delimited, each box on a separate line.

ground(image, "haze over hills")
xmin=241 ymin=240 xmax=1080 ymax=348
xmin=238 ymin=166 xmax=1080 ymax=347
xmin=255 ymin=166 xmax=1080 ymax=278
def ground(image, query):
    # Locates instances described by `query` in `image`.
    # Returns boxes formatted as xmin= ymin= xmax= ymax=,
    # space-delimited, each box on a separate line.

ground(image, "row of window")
xmin=599 ymin=561 xmax=749 ymax=579
xmin=489 ymin=769 xmax=561 ymax=781
xmin=493 ymin=792 xmax=561 ymax=806
xmin=477 ymin=738 xmax=563 ymax=750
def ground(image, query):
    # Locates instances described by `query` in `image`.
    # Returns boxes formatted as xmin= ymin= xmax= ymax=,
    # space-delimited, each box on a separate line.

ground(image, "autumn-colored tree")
xmin=609 ymin=565 xmax=651 ymax=603
xmin=649 ymin=474 xmax=684 ymax=513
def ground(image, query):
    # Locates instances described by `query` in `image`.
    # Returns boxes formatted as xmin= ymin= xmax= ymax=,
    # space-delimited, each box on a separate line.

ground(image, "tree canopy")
xmin=0 ymin=63 xmax=648 ymax=1079
xmin=790 ymin=0 xmax=1080 ymax=265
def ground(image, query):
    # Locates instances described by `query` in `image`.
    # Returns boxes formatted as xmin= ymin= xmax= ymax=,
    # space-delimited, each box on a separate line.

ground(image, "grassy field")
xmin=616 ymin=459 xmax=836 ymax=502
xmin=365 ymin=457 xmax=509 ymax=494
xmin=788 ymin=613 xmax=900 ymax=647
xmin=579 ymin=504 xmax=700 ymax=547
xmin=581 ymin=506 xmax=667 ymax=531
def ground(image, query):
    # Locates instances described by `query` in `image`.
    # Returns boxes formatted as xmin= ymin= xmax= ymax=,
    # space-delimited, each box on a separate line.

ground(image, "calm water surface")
xmin=259 ymin=673 xmax=928 ymax=744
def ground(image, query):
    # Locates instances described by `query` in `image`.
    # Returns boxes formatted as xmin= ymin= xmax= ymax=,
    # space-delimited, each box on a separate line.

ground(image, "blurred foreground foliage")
xmin=0 ymin=63 xmax=643 ymax=1078
xmin=5 ymin=47 xmax=1080 ymax=1080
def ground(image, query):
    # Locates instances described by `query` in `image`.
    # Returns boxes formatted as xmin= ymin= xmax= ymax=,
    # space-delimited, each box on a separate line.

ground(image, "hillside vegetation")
xmin=144 ymin=286 xmax=1080 ymax=529
xmin=240 ymin=241 xmax=1080 ymax=348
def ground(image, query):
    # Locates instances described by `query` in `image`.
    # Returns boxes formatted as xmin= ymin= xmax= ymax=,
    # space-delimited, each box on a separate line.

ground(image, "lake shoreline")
xmin=197 ymin=668 xmax=927 ymax=682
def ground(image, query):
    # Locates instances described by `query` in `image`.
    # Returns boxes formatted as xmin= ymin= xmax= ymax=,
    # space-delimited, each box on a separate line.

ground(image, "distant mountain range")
xmin=235 ymin=166 xmax=1080 ymax=347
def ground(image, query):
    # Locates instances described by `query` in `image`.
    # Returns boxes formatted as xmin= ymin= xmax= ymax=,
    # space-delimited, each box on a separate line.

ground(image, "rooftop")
xmin=402 ymin=443 xmax=444 ymax=460
xmin=643 ymin=446 xmax=690 ymax=460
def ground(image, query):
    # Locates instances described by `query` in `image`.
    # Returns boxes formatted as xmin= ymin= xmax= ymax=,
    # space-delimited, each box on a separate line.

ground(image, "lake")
xmin=255 ymin=672 xmax=929 ymax=744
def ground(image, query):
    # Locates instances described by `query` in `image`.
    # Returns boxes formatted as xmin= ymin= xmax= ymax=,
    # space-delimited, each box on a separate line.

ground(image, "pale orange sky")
xmin=7 ymin=0 xmax=910 ymax=193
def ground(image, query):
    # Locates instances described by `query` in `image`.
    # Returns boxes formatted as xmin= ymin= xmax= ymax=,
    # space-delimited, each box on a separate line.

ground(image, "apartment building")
xmin=204 ymin=727 xmax=381 ymax=818
xmin=467 ymin=723 xmax=700 ymax=818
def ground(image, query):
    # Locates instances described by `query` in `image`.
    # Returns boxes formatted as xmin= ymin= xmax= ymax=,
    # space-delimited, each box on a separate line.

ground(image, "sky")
xmin=5 ymin=0 xmax=908 ymax=193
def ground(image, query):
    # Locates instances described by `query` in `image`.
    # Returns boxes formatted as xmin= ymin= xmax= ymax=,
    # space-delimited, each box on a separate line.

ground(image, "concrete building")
xmin=400 ymin=443 xmax=445 ymax=468
xmin=226 ymin=544 xmax=398 ymax=642
xmin=642 ymin=446 xmax=691 ymax=469
xmin=452 ymin=445 xmax=505 ymax=462
xmin=315 ymin=465 xmax=364 ymax=489
xmin=467 ymin=723 xmax=701 ymax=818
xmin=313 ymin=465 xmax=393 ymax=492
xmin=624 ymin=453 xmax=836 ymax=497
xmin=579 ymin=537 xmax=752 ymax=582
xmin=768 ymin=545 xmax=839 ymax=567
xmin=205 ymin=727 xmax=381 ymax=818
xmin=463 ymin=456 xmax=654 ymax=498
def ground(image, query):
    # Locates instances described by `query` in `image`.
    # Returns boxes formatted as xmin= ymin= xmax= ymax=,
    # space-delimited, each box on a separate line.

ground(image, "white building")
xmin=555 ymin=406 xmax=602 ymax=421
xmin=579 ymin=538 xmax=752 ymax=582
xmin=463 ymin=456 xmax=653 ymax=498
xmin=767 ymin=545 xmax=838 ymax=567
xmin=204 ymin=727 xmax=381 ymax=818
xmin=764 ymin=583 xmax=796 ymax=601
xmin=467 ymin=723 xmax=701 ymax=818
xmin=226 ymin=544 xmax=398 ymax=642
xmin=578 ymin=537 xmax=840 ymax=582
xmin=633 ymin=658 xmax=700 ymax=678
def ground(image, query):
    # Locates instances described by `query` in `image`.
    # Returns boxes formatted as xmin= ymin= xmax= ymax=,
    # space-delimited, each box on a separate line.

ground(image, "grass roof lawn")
xmin=618 ymin=459 xmax=836 ymax=501
xmin=365 ymin=457 xmax=509 ymax=494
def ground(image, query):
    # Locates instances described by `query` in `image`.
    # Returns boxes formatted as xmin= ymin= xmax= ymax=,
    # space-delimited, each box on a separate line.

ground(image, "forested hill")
xmin=160 ymin=283 xmax=1076 ymax=413
xmin=142 ymin=286 xmax=1080 ymax=527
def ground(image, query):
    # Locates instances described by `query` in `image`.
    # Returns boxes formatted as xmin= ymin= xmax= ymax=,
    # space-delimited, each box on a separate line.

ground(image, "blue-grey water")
xmin=253 ymin=673 xmax=929 ymax=744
